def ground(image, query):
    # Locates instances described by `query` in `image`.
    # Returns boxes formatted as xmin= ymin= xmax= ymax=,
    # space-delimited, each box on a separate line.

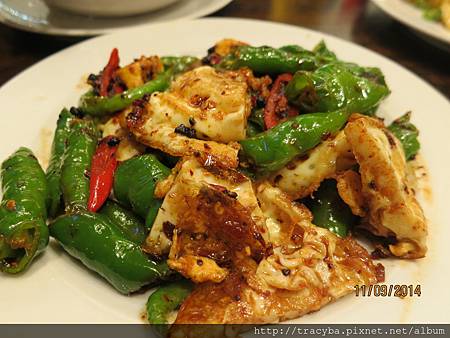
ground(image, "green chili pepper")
xmin=113 ymin=154 xmax=170 ymax=228
xmin=423 ymin=7 xmax=441 ymax=21
xmin=246 ymin=122 xmax=263 ymax=138
xmin=219 ymin=41 xmax=341 ymax=75
xmin=285 ymin=62 xmax=390 ymax=115
xmin=312 ymin=40 xmax=338 ymax=62
xmin=304 ymin=179 xmax=357 ymax=237
xmin=280 ymin=41 xmax=337 ymax=65
xmin=99 ymin=200 xmax=147 ymax=245
xmin=0 ymin=147 xmax=49 ymax=273
xmin=240 ymin=109 xmax=350 ymax=173
xmin=219 ymin=45 xmax=319 ymax=74
xmin=79 ymin=56 xmax=198 ymax=118
xmin=46 ymin=108 xmax=76 ymax=218
xmin=60 ymin=118 xmax=99 ymax=213
xmin=150 ymin=149 xmax=179 ymax=169
xmin=146 ymin=279 xmax=193 ymax=325
xmin=278 ymin=44 xmax=310 ymax=54
xmin=246 ymin=108 xmax=265 ymax=137
xmin=161 ymin=56 xmax=199 ymax=74
xmin=50 ymin=211 xmax=172 ymax=294
xmin=388 ymin=112 xmax=420 ymax=161
xmin=412 ymin=0 xmax=442 ymax=21
xmin=79 ymin=69 xmax=172 ymax=117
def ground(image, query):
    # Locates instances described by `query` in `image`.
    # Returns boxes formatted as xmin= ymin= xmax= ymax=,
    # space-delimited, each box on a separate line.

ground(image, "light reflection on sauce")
xmin=408 ymin=154 xmax=433 ymax=204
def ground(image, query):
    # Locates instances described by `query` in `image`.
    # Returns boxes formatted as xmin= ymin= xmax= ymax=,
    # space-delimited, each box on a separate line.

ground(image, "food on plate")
xmin=0 ymin=39 xmax=428 ymax=331
xmin=50 ymin=211 xmax=172 ymax=294
xmin=60 ymin=116 xmax=99 ymax=212
xmin=113 ymin=154 xmax=171 ymax=227
xmin=344 ymin=114 xmax=427 ymax=258
xmin=0 ymin=148 xmax=49 ymax=273
xmin=408 ymin=0 xmax=450 ymax=29
xmin=173 ymin=185 xmax=384 ymax=325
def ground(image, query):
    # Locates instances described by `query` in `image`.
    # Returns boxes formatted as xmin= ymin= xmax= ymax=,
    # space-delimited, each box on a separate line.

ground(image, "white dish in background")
xmin=0 ymin=0 xmax=232 ymax=36
xmin=0 ymin=18 xmax=449 ymax=324
xmin=372 ymin=0 xmax=450 ymax=46
xmin=44 ymin=0 xmax=180 ymax=17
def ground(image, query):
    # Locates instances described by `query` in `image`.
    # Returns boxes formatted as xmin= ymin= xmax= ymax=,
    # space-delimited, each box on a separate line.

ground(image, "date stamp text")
xmin=354 ymin=284 xmax=421 ymax=297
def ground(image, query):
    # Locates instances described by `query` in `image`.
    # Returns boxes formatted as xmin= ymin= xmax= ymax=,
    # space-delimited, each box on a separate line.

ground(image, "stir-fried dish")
xmin=408 ymin=0 xmax=450 ymax=28
xmin=0 ymin=39 xmax=428 ymax=333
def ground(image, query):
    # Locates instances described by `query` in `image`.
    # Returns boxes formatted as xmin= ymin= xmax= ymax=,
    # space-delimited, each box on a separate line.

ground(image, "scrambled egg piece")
xmin=170 ymin=183 xmax=383 ymax=329
xmin=100 ymin=115 xmax=144 ymax=162
xmin=127 ymin=66 xmax=251 ymax=167
xmin=145 ymin=154 xmax=382 ymax=328
xmin=271 ymin=131 xmax=354 ymax=200
xmin=145 ymin=155 xmax=382 ymax=330
xmin=144 ymin=157 xmax=267 ymax=276
xmin=345 ymin=114 xmax=427 ymax=258
xmin=116 ymin=55 xmax=163 ymax=89
xmin=336 ymin=170 xmax=366 ymax=217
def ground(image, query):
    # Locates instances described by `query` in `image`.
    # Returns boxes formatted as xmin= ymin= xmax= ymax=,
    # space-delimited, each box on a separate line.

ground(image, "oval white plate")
xmin=0 ymin=18 xmax=449 ymax=324
xmin=0 ymin=0 xmax=232 ymax=36
xmin=372 ymin=0 xmax=450 ymax=46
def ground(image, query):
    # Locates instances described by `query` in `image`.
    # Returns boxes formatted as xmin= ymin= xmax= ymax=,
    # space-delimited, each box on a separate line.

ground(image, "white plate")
xmin=0 ymin=18 xmax=449 ymax=324
xmin=372 ymin=0 xmax=450 ymax=46
xmin=0 ymin=0 xmax=232 ymax=36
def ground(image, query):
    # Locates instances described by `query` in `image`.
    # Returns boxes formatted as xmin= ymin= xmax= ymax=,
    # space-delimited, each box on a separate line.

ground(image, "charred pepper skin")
xmin=60 ymin=118 xmax=99 ymax=213
xmin=305 ymin=179 xmax=357 ymax=238
xmin=0 ymin=147 xmax=49 ymax=274
xmin=79 ymin=56 xmax=198 ymax=117
xmin=285 ymin=62 xmax=390 ymax=115
xmin=113 ymin=154 xmax=170 ymax=229
xmin=146 ymin=279 xmax=193 ymax=325
xmin=240 ymin=110 xmax=350 ymax=174
xmin=50 ymin=212 xmax=172 ymax=294
xmin=218 ymin=41 xmax=338 ymax=74
xmin=46 ymin=108 xmax=76 ymax=218
xmin=160 ymin=56 xmax=199 ymax=74
xmin=79 ymin=69 xmax=172 ymax=117
xmin=99 ymin=200 xmax=147 ymax=245
xmin=219 ymin=45 xmax=318 ymax=74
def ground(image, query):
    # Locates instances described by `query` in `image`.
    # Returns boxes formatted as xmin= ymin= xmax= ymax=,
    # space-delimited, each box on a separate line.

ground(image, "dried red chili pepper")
xmin=87 ymin=136 xmax=120 ymax=212
xmin=264 ymin=73 xmax=299 ymax=129
xmin=99 ymin=48 xmax=120 ymax=97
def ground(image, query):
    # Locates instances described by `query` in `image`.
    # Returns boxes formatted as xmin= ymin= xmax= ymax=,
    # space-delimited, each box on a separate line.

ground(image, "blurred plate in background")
xmin=0 ymin=0 xmax=232 ymax=36
xmin=372 ymin=0 xmax=450 ymax=47
xmin=44 ymin=0 xmax=181 ymax=17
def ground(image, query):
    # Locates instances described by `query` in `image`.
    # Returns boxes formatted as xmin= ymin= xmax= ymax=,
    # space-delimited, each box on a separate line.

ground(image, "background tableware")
xmin=372 ymin=0 xmax=450 ymax=46
xmin=44 ymin=0 xmax=180 ymax=17
xmin=0 ymin=0 xmax=232 ymax=36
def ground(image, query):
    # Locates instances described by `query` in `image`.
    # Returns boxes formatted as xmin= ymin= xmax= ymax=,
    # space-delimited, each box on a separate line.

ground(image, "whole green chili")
xmin=240 ymin=109 xmax=350 ymax=173
xmin=0 ymin=147 xmax=49 ymax=273
xmin=50 ymin=211 xmax=172 ymax=294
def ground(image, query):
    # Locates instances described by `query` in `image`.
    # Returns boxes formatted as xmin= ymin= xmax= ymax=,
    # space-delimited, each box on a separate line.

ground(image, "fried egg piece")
xmin=171 ymin=184 xmax=383 ymax=329
xmin=271 ymin=131 xmax=354 ymax=200
xmin=344 ymin=114 xmax=427 ymax=258
xmin=143 ymin=157 xmax=266 ymax=258
xmin=127 ymin=66 xmax=251 ymax=167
